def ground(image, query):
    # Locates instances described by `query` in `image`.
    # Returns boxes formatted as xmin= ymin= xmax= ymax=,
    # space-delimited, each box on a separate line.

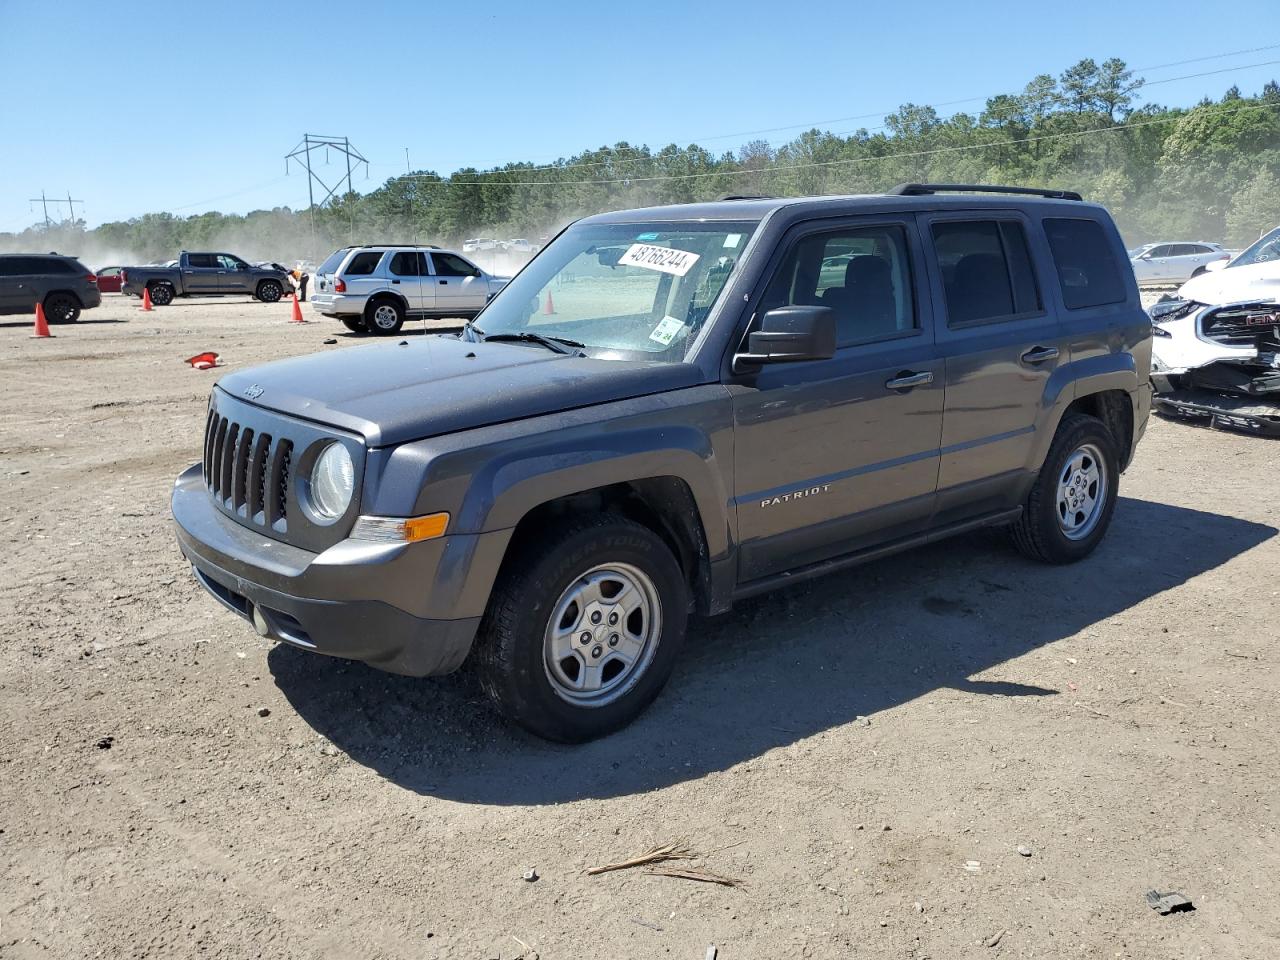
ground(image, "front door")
xmin=217 ymin=254 xmax=253 ymax=294
xmin=730 ymin=217 xmax=943 ymax=582
xmin=182 ymin=253 xmax=221 ymax=293
xmin=923 ymin=213 xmax=1067 ymax=522
xmin=429 ymin=251 xmax=488 ymax=316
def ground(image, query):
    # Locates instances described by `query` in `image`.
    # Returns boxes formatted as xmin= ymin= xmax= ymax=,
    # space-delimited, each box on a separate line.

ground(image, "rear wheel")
xmin=474 ymin=514 xmax=688 ymax=742
xmin=43 ymin=293 xmax=81 ymax=323
xmin=1011 ymin=413 xmax=1119 ymax=564
xmin=340 ymin=317 xmax=368 ymax=334
xmin=148 ymin=282 xmax=174 ymax=306
xmin=365 ymin=298 xmax=405 ymax=335
xmin=1190 ymin=266 xmax=1206 ymax=279
xmin=256 ymin=279 xmax=283 ymax=303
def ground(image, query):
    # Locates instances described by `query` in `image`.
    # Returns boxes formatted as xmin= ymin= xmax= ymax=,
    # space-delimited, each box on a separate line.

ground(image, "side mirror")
xmin=734 ymin=305 xmax=836 ymax=371
xmin=1139 ymin=252 xmax=1153 ymax=260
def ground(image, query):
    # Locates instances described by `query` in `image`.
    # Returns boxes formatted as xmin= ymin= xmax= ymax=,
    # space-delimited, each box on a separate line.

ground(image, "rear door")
xmin=428 ymin=251 xmax=488 ymax=316
xmin=923 ymin=213 xmax=1066 ymax=522
xmin=387 ymin=251 xmax=430 ymax=314
xmin=182 ymin=253 xmax=221 ymax=293
xmin=730 ymin=215 xmax=944 ymax=581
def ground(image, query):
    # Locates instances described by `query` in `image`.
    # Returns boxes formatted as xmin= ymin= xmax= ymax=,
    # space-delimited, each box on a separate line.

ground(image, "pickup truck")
xmin=121 ymin=252 xmax=291 ymax=306
xmin=172 ymin=184 xmax=1151 ymax=742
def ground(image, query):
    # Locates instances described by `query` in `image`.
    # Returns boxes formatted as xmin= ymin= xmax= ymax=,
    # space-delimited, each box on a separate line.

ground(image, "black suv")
xmin=0 ymin=254 xmax=102 ymax=323
xmin=173 ymin=184 xmax=1152 ymax=741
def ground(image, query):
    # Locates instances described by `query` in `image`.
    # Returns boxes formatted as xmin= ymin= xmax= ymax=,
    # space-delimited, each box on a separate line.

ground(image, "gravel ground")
xmin=1 ymin=293 xmax=1277 ymax=959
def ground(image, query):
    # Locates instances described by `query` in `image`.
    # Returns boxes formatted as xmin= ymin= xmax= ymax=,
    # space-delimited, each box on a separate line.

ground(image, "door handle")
xmin=391 ymin=279 xmax=400 ymax=284
xmin=1020 ymin=345 xmax=1059 ymax=365
xmin=885 ymin=370 xmax=934 ymax=391
xmin=439 ymin=279 xmax=448 ymax=285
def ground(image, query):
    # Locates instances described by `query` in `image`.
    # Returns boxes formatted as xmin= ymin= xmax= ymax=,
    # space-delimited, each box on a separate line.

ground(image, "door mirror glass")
xmin=734 ymin=305 xmax=836 ymax=370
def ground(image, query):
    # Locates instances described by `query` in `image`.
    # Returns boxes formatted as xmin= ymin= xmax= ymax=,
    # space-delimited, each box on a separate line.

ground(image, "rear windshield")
xmin=343 ymin=251 xmax=384 ymax=276
xmin=317 ymin=248 xmax=350 ymax=275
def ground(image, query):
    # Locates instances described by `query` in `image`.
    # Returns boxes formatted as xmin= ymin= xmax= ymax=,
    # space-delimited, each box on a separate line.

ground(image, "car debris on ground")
xmin=1146 ymin=889 xmax=1195 ymax=914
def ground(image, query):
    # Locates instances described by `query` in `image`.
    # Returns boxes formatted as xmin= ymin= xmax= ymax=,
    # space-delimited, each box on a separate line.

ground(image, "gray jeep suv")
xmin=172 ymin=184 xmax=1152 ymax=742
xmin=0 ymin=253 xmax=102 ymax=322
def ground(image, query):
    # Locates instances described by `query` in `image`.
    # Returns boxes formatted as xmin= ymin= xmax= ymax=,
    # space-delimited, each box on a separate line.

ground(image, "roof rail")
xmin=719 ymin=194 xmax=776 ymax=201
xmin=888 ymin=183 xmax=1083 ymax=202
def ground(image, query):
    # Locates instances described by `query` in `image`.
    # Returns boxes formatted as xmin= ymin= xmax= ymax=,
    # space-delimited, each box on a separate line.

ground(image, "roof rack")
xmin=888 ymin=183 xmax=1083 ymax=202
xmin=719 ymin=194 xmax=777 ymax=201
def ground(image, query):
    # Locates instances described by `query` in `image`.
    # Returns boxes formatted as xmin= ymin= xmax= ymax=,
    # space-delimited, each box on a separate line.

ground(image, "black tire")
xmin=1011 ymin=413 xmax=1120 ymax=564
xmin=341 ymin=317 xmax=368 ymax=334
xmin=473 ymin=514 xmax=689 ymax=742
xmin=364 ymin=297 xmax=405 ymax=335
xmin=43 ymin=293 xmax=81 ymax=323
xmin=256 ymin=279 xmax=283 ymax=303
xmin=148 ymin=282 xmax=174 ymax=306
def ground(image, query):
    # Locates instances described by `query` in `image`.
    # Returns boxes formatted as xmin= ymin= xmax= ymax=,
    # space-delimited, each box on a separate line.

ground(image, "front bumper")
xmin=172 ymin=464 xmax=481 ymax=676
xmin=1154 ymin=389 xmax=1280 ymax=436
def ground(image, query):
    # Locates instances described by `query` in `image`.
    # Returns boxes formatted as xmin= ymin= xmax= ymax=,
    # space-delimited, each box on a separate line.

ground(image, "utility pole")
xmin=285 ymin=134 xmax=369 ymax=253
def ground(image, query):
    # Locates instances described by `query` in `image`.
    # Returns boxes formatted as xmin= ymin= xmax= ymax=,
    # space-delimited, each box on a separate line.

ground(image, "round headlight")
xmin=309 ymin=443 xmax=354 ymax=519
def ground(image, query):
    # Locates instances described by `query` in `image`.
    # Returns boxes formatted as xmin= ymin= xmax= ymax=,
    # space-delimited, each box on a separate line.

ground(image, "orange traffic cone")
xmin=31 ymin=303 xmax=53 ymax=338
xmin=289 ymin=292 xmax=306 ymax=323
xmin=140 ymin=287 xmax=153 ymax=312
xmin=543 ymin=290 xmax=556 ymax=315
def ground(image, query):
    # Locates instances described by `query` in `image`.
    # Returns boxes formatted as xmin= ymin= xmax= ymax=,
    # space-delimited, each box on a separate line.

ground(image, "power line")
xmin=396 ymin=98 xmax=1280 ymax=188
xmin=422 ymin=45 xmax=1280 ymax=178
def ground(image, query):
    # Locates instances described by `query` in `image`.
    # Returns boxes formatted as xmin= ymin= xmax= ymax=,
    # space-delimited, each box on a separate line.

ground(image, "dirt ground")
xmin=1 ymin=293 xmax=1277 ymax=960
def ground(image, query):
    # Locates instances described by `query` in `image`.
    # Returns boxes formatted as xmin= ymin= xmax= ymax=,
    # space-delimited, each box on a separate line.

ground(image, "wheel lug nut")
xmin=609 ymin=634 xmax=619 ymax=646
xmin=591 ymin=645 xmax=602 ymax=658
xmin=590 ymin=611 xmax=602 ymax=624
xmin=580 ymin=632 xmax=591 ymax=643
xmin=608 ymin=612 xmax=618 ymax=625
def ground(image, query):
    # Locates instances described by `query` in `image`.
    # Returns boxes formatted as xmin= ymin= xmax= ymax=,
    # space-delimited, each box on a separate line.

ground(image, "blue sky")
xmin=1 ymin=0 xmax=1277 ymax=228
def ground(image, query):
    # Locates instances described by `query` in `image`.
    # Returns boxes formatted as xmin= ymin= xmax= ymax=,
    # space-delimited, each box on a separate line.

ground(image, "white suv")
xmin=310 ymin=245 xmax=510 ymax=334
xmin=1130 ymin=241 xmax=1229 ymax=285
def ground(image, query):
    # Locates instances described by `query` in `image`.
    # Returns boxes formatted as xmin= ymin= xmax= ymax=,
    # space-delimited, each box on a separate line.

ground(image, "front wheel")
xmin=365 ymin=298 xmax=405 ymax=335
xmin=257 ymin=279 xmax=283 ymax=303
xmin=1011 ymin=413 xmax=1119 ymax=564
xmin=474 ymin=515 xmax=688 ymax=742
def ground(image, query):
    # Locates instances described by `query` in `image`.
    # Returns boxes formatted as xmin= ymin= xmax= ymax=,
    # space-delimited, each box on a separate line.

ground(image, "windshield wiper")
xmin=478 ymin=331 xmax=586 ymax=355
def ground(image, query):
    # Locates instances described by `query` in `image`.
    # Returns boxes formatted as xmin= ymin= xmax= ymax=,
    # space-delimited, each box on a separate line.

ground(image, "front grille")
xmin=204 ymin=411 xmax=292 ymax=530
xmin=1201 ymin=305 xmax=1280 ymax=348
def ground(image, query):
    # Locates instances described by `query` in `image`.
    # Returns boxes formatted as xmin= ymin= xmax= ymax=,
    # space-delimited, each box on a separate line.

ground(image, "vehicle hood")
xmin=1179 ymin=261 xmax=1280 ymax=304
xmin=216 ymin=334 xmax=705 ymax=446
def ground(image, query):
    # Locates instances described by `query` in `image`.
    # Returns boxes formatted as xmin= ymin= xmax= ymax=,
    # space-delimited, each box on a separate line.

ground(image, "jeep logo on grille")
xmin=243 ymin=384 xmax=265 ymax=400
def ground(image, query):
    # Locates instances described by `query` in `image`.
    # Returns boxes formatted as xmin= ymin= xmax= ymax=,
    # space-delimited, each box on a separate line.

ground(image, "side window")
xmin=343 ymin=251 xmax=384 ymax=276
xmin=1145 ymin=245 xmax=1170 ymax=259
xmin=761 ymin=223 xmax=917 ymax=346
xmin=216 ymin=255 xmax=241 ymax=270
xmin=389 ymin=252 xmax=423 ymax=276
xmin=187 ymin=254 xmax=217 ymax=268
xmin=932 ymin=220 xmax=1041 ymax=325
xmin=431 ymin=252 xmax=478 ymax=277
xmin=1043 ymin=218 xmax=1127 ymax=310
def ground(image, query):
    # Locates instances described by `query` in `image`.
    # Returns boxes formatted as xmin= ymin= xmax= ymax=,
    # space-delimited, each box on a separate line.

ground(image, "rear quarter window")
xmin=343 ymin=251 xmax=385 ymax=276
xmin=317 ymin=249 xmax=349 ymax=275
xmin=1043 ymin=218 xmax=1127 ymax=310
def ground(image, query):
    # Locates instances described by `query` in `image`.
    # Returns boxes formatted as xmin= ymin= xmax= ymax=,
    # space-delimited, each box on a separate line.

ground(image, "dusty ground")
xmin=1 ymin=293 xmax=1277 ymax=960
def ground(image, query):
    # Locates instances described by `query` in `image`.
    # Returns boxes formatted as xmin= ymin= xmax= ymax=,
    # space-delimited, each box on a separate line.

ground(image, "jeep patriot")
xmin=172 ymin=184 xmax=1152 ymax=741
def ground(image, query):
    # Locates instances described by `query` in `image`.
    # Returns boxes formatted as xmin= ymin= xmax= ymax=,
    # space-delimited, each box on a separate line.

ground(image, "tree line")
xmin=5 ymin=57 xmax=1280 ymax=266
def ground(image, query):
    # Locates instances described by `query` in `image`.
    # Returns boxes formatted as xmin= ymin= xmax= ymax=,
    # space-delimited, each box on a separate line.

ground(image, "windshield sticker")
xmin=723 ymin=233 xmax=742 ymax=249
xmin=618 ymin=243 xmax=701 ymax=277
xmin=649 ymin=315 xmax=687 ymax=346
xmin=636 ymin=232 xmax=660 ymax=242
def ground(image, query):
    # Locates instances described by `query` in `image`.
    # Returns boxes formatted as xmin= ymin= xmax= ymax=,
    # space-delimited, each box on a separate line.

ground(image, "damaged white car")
xmin=1149 ymin=225 xmax=1280 ymax=434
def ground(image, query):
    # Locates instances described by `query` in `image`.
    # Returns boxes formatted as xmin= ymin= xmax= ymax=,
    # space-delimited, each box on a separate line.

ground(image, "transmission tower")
xmin=285 ymin=135 xmax=369 ymax=252
xmin=28 ymin=190 xmax=84 ymax=228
